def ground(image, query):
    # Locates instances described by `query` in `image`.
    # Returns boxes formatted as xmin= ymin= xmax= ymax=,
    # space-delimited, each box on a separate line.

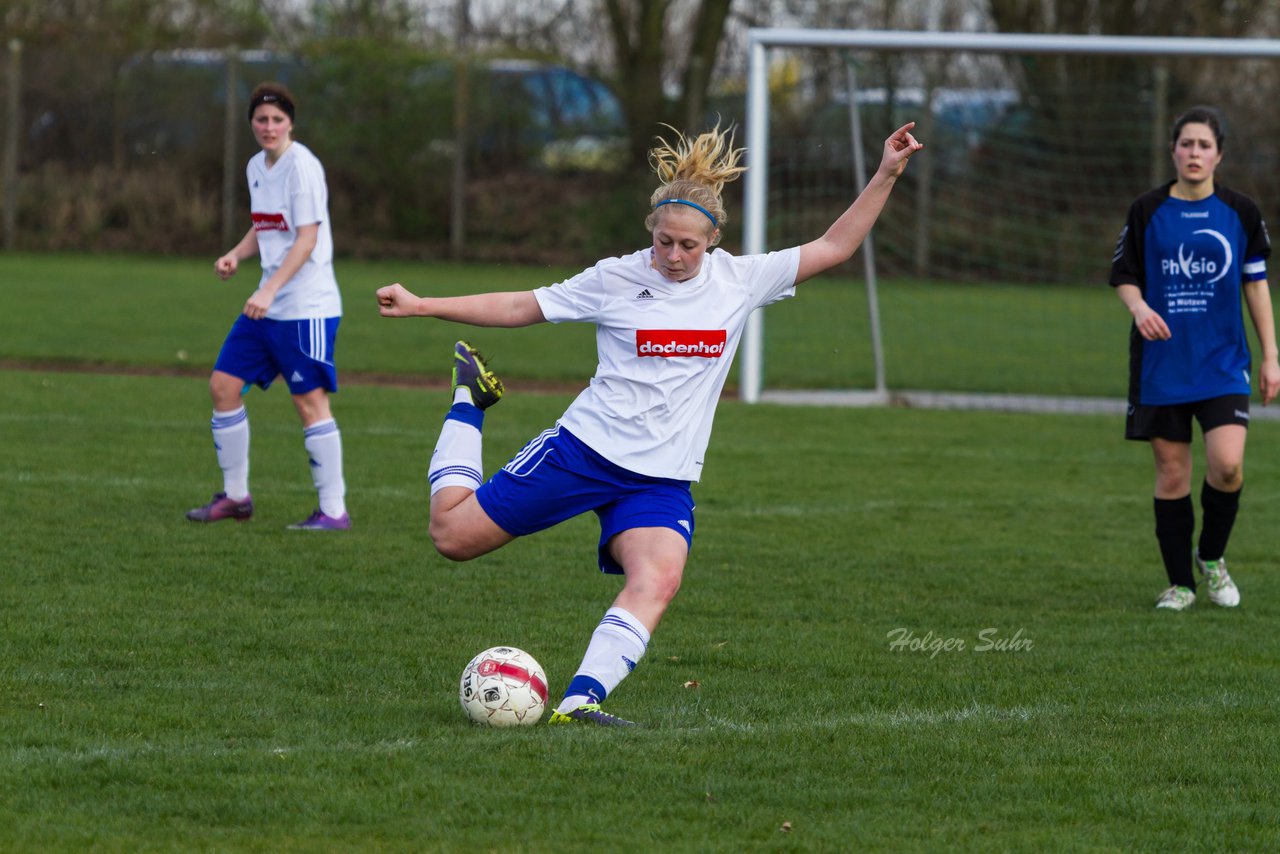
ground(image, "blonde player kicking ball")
xmin=186 ymin=82 xmax=350 ymax=530
xmin=378 ymin=122 xmax=922 ymax=725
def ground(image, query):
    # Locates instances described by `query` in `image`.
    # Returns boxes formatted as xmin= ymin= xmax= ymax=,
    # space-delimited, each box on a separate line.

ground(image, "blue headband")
xmin=655 ymin=199 xmax=718 ymax=228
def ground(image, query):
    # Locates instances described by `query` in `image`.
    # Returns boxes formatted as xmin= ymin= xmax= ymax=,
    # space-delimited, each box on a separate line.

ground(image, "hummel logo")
xmin=636 ymin=289 xmax=654 ymax=300
xmin=291 ymin=371 xmax=304 ymax=382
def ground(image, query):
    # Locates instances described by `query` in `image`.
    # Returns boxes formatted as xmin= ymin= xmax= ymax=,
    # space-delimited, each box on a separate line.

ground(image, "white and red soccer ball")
xmin=459 ymin=646 xmax=548 ymax=727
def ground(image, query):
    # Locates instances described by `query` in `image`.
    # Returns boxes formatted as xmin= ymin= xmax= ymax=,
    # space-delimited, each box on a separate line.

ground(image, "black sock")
xmin=1154 ymin=495 xmax=1195 ymax=590
xmin=1198 ymin=480 xmax=1241 ymax=563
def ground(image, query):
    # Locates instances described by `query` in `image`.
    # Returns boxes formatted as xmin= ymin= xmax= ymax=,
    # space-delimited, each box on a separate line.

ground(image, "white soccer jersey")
xmin=246 ymin=141 xmax=342 ymax=320
xmin=534 ymin=246 xmax=801 ymax=481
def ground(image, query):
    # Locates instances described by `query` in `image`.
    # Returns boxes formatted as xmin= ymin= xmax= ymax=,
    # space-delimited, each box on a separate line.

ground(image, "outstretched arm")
xmin=376 ymin=284 xmax=546 ymax=328
xmin=794 ymin=123 xmax=923 ymax=285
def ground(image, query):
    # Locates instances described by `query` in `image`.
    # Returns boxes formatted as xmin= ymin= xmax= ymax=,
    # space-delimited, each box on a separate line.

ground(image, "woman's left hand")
xmin=243 ymin=289 xmax=274 ymax=320
xmin=1260 ymin=358 xmax=1280 ymax=405
xmin=879 ymin=122 xmax=924 ymax=179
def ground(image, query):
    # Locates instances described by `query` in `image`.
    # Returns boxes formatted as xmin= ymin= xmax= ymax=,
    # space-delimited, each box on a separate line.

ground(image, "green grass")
xmin=3 ymin=253 xmax=1280 ymax=849
xmin=3 ymin=367 xmax=1280 ymax=851
xmin=0 ymin=252 xmax=1134 ymax=396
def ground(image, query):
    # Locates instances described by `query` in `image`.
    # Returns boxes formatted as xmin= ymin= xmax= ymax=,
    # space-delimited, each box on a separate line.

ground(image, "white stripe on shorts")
xmin=504 ymin=426 xmax=559 ymax=477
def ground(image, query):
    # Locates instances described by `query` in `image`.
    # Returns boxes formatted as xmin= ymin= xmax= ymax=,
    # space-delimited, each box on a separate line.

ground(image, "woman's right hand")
xmin=1130 ymin=301 xmax=1172 ymax=341
xmin=377 ymin=283 xmax=420 ymax=317
xmin=214 ymin=253 xmax=238 ymax=280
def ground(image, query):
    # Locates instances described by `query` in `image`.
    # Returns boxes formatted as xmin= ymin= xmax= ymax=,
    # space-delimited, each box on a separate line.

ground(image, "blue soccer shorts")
xmin=475 ymin=425 xmax=696 ymax=574
xmin=214 ymin=315 xmax=340 ymax=395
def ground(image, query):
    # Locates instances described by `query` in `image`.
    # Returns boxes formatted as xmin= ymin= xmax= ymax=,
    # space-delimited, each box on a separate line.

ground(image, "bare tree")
xmin=595 ymin=0 xmax=732 ymax=165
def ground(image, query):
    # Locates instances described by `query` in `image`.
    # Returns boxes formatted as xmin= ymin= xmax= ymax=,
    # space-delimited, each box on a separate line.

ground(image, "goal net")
xmin=739 ymin=30 xmax=1280 ymax=409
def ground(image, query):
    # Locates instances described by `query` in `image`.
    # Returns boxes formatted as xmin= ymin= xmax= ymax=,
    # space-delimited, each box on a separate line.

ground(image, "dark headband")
xmin=248 ymin=92 xmax=295 ymax=122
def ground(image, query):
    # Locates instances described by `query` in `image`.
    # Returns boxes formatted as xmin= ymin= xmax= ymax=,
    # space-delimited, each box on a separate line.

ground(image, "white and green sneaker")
xmin=1196 ymin=552 xmax=1240 ymax=607
xmin=1155 ymin=585 xmax=1196 ymax=611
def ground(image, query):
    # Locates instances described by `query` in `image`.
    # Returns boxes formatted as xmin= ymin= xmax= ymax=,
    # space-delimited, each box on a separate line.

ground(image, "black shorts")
xmin=1125 ymin=394 xmax=1251 ymax=442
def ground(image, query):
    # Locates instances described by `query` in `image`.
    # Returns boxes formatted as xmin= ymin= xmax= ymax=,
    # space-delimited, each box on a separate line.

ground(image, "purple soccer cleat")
xmin=186 ymin=492 xmax=254 ymax=523
xmin=287 ymin=510 xmax=351 ymax=531
xmin=452 ymin=340 xmax=505 ymax=410
xmin=547 ymin=703 xmax=640 ymax=727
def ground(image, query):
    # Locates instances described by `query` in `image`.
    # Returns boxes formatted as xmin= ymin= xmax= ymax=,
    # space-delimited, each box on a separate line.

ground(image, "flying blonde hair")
xmin=645 ymin=123 xmax=747 ymax=246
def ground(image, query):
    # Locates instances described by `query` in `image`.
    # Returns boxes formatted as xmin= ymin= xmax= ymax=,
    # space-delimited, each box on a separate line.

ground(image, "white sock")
xmin=211 ymin=406 xmax=250 ymax=501
xmin=429 ymin=409 xmax=484 ymax=496
xmin=304 ymin=418 xmax=346 ymax=517
xmin=556 ymin=607 xmax=650 ymax=712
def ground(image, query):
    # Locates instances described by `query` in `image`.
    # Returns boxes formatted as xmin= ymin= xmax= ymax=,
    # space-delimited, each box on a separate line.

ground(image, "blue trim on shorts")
xmin=475 ymin=426 xmax=695 ymax=574
xmin=214 ymin=315 xmax=340 ymax=395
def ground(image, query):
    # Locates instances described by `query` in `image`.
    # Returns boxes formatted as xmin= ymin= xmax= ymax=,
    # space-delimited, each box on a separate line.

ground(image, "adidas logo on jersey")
xmin=636 ymin=289 xmax=654 ymax=300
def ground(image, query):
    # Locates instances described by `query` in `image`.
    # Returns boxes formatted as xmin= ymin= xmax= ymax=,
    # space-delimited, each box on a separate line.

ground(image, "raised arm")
xmin=794 ymin=122 xmax=923 ymax=285
xmin=376 ymin=284 xmax=546 ymax=328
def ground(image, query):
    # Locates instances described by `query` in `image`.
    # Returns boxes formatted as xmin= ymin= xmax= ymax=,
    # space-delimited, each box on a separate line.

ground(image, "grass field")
xmin=0 ymin=251 xmax=1133 ymax=396
xmin=3 ymin=255 xmax=1280 ymax=851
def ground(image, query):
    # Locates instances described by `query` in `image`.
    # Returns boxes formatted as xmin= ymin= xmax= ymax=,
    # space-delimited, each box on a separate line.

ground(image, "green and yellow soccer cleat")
xmin=452 ymin=340 xmax=505 ymax=409
xmin=547 ymin=703 xmax=640 ymax=727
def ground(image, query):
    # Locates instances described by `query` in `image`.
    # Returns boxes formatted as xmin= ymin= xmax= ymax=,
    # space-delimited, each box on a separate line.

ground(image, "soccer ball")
xmin=459 ymin=646 xmax=549 ymax=727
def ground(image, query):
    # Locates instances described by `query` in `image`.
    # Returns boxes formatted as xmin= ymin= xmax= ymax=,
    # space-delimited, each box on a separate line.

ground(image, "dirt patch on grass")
xmin=0 ymin=358 xmax=588 ymax=394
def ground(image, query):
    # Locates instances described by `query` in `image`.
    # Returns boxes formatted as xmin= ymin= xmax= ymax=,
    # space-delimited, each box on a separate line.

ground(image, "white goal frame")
xmin=741 ymin=29 xmax=1280 ymax=405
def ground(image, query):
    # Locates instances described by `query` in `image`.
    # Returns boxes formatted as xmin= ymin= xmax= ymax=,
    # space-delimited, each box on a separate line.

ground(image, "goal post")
xmin=740 ymin=29 xmax=1280 ymax=405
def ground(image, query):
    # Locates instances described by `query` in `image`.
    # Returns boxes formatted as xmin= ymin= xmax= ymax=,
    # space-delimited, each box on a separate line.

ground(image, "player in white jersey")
xmin=186 ymin=82 xmax=350 ymax=531
xmin=378 ymin=122 xmax=922 ymax=725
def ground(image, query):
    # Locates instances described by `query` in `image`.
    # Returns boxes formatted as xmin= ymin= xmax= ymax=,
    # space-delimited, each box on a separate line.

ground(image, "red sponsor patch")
xmin=636 ymin=329 xmax=727 ymax=358
xmin=252 ymin=212 xmax=289 ymax=232
xmin=478 ymin=658 xmax=548 ymax=701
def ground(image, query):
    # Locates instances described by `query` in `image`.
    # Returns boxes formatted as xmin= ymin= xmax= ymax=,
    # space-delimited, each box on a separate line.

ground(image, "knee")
xmin=1154 ymin=461 xmax=1191 ymax=493
xmin=654 ymin=568 xmax=683 ymax=605
xmin=1212 ymin=463 xmax=1244 ymax=491
xmin=429 ymin=520 xmax=469 ymax=562
xmin=428 ymin=518 xmax=483 ymax=562
xmin=209 ymin=375 xmax=242 ymax=410
xmin=632 ymin=562 xmax=684 ymax=606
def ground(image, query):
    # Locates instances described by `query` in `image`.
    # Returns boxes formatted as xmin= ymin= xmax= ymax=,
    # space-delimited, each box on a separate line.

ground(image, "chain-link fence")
xmin=0 ymin=41 xmax=646 ymax=262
